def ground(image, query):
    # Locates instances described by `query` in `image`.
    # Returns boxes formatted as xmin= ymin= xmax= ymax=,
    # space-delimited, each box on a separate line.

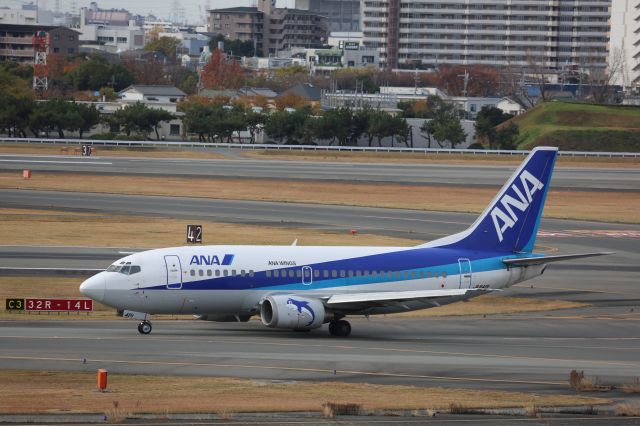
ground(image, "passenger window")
xmin=411 ymin=271 xmax=416 ymax=279
xmin=190 ymin=270 xmax=195 ymax=276
xmin=443 ymin=271 xmax=447 ymax=278
xmin=419 ymin=271 xmax=424 ymax=279
xmin=207 ymin=270 xmax=212 ymax=277
xmin=296 ymin=270 xmax=302 ymax=278
xmin=427 ymin=271 xmax=432 ymax=278
xmin=199 ymin=270 xmax=204 ymax=277
xmin=289 ymin=270 xmax=295 ymax=278
xmin=223 ymin=270 xmax=229 ymax=277
xmin=435 ymin=271 xmax=439 ymax=278
xmin=314 ymin=270 xmax=320 ymax=278
xmin=347 ymin=270 xmax=353 ymax=277
xmin=232 ymin=269 xmax=236 ymax=276
xmin=249 ymin=270 xmax=254 ymax=277
xmin=323 ymin=270 xmax=329 ymax=278
xmin=331 ymin=270 xmax=337 ymax=278
xmin=215 ymin=270 xmax=221 ymax=277
xmin=266 ymin=270 xmax=272 ymax=277
xmin=364 ymin=270 xmax=369 ymax=276
xmin=241 ymin=270 xmax=246 ymax=277
xmin=274 ymin=270 xmax=279 ymax=278
xmin=339 ymin=270 xmax=346 ymax=278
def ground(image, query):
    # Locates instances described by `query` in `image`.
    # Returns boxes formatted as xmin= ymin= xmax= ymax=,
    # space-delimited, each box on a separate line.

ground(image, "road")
xmin=0 ymin=153 xmax=638 ymax=189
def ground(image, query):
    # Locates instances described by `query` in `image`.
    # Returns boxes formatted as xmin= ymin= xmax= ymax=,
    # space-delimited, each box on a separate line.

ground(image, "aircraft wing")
xmin=503 ymin=252 xmax=613 ymax=266
xmin=324 ymin=288 xmax=490 ymax=310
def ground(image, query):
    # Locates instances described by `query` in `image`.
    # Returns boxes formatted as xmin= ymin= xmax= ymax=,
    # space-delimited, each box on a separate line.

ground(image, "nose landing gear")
xmin=137 ymin=321 xmax=152 ymax=334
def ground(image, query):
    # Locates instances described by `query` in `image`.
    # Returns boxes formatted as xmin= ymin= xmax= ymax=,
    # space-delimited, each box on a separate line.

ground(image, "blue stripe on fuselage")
xmin=144 ymin=247 xmax=512 ymax=291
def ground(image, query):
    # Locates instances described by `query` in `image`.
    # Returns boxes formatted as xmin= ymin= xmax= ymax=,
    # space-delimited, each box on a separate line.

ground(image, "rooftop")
xmin=119 ymin=85 xmax=187 ymax=97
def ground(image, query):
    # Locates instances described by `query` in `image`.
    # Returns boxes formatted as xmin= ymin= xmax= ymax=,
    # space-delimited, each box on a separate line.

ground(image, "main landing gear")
xmin=137 ymin=321 xmax=152 ymax=335
xmin=328 ymin=319 xmax=351 ymax=337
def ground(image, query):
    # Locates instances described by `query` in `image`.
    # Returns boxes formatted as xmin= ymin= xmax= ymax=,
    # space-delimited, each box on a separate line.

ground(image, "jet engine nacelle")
xmin=260 ymin=295 xmax=325 ymax=330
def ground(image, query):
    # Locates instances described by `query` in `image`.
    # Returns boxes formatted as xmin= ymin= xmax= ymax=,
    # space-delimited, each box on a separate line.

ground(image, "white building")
xmin=609 ymin=0 xmax=640 ymax=91
xmin=78 ymin=6 xmax=145 ymax=53
xmin=118 ymin=85 xmax=187 ymax=112
xmin=0 ymin=5 xmax=37 ymax=25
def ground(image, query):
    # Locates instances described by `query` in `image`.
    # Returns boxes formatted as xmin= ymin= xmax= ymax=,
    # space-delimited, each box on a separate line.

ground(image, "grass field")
xmin=512 ymin=101 xmax=640 ymax=151
xmin=1 ymin=172 xmax=638 ymax=223
xmin=0 ymin=370 xmax=608 ymax=415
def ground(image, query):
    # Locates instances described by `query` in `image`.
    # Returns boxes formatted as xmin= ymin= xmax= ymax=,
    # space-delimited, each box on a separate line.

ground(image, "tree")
xmin=0 ymin=94 xmax=35 ymax=137
xmin=245 ymin=110 xmax=267 ymax=143
xmin=201 ymin=49 xmax=245 ymax=90
xmin=209 ymin=34 xmax=256 ymax=57
xmin=67 ymin=56 xmax=134 ymax=91
xmin=264 ymin=108 xmax=311 ymax=144
xmin=144 ymin=36 xmax=182 ymax=62
xmin=146 ymin=108 xmax=175 ymax=140
xmin=435 ymin=65 xmax=500 ymax=97
xmin=0 ymin=67 xmax=33 ymax=99
xmin=315 ymin=108 xmax=353 ymax=145
xmin=275 ymin=92 xmax=308 ymax=111
xmin=495 ymin=123 xmax=519 ymax=150
xmin=474 ymin=106 xmax=514 ymax=149
xmin=121 ymin=56 xmax=166 ymax=85
xmin=75 ymin=103 xmax=100 ymax=139
xmin=423 ymin=103 xmax=467 ymax=148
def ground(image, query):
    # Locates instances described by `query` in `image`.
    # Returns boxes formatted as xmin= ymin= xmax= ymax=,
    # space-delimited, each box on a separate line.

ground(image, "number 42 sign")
xmin=187 ymin=225 xmax=203 ymax=244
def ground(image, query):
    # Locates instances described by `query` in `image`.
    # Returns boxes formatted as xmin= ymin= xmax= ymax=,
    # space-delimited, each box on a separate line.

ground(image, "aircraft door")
xmin=164 ymin=255 xmax=182 ymax=289
xmin=302 ymin=266 xmax=312 ymax=285
xmin=458 ymin=258 xmax=472 ymax=288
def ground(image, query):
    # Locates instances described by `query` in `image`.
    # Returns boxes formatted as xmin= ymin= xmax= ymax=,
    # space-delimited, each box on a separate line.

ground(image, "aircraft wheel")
xmin=329 ymin=320 xmax=351 ymax=337
xmin=138 ymin=321 xmax=152 ymax=335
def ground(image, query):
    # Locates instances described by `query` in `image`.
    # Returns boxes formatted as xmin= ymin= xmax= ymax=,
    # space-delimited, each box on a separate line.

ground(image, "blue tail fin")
xmin=423 ymin=147 xmax=558 ymax=253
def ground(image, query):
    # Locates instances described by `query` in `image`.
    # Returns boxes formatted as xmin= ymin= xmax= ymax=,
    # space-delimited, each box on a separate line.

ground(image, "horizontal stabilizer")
xmin=503 ymin=252 xmax=613 ymax=266
xmin=326 ymin=288 xmax=487 ymax=306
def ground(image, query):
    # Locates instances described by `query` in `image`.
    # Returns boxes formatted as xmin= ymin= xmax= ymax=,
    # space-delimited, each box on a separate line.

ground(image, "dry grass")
xmin=0 ymin=370 xmax=609 ymax=415
xmin=622 ymin=378 xmax=640 ymax=394
xmin=389 ymin=295 xmax=587 ymax=318
xmin=0 ymin=144 xmax=229 ymax=159
xmin=568 ymin=370 xmax=611 ymax=392
xmin=0 ymin=171 xmax=637 ymax=223
xmin=0 ymin=208 xmax=418 ymax=248
xmin=615 ymin=402 xmax=640 ymax=416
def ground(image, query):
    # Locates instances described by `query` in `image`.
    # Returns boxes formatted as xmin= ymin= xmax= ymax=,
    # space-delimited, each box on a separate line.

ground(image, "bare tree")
xmin=580 ymin=47 xmax=624 ymax=104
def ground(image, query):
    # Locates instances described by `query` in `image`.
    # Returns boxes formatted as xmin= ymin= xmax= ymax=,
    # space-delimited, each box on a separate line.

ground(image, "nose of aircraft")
xmin=79 ymin=273 xmax=106 ymax=302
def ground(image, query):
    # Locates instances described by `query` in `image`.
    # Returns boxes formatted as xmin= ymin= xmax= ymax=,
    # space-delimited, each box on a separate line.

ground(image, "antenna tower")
xmin=32 ymin=30 xmax=50 ymax=98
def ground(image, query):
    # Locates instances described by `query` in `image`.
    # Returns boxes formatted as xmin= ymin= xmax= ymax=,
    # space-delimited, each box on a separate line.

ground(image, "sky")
xmin=11 ymin=0 xmax=294 ymax=25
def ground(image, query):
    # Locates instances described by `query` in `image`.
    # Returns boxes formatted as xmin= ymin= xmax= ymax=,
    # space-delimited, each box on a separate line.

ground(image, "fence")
xmin=1 ymin=137 xmax=638 ymax=158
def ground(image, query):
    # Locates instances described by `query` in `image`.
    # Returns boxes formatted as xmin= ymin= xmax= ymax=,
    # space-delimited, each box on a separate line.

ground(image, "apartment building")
xmin=361 ymin=0 xmax=611 ymax=71
xmin=0 ymin=24 xmax=80 ymax=63
xmin=295 ymin=0 xmax=360 ymax=32
xmin=210 ymin=0 xmax=328 ymax=56
xmin=610 ymin=0 xmax=640 ymax=90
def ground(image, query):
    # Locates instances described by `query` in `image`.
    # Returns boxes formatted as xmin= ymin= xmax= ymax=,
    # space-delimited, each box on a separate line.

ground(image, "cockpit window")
xmin=106 ymin=261 xmax=141 ymax=275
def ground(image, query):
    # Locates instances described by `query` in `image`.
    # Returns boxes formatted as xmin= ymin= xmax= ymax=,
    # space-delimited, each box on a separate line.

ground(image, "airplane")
xmin=80 ymin=146 xmax=609 ymax=337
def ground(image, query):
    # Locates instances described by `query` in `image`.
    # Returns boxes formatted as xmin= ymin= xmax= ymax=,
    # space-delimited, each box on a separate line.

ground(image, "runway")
xmin=1 ymin=315 xmax=639 ymax=394
xmin=1 ymin=153 xmax=639 ymax=411
xmin=1 ymin=153 xmax=639 ymax=189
